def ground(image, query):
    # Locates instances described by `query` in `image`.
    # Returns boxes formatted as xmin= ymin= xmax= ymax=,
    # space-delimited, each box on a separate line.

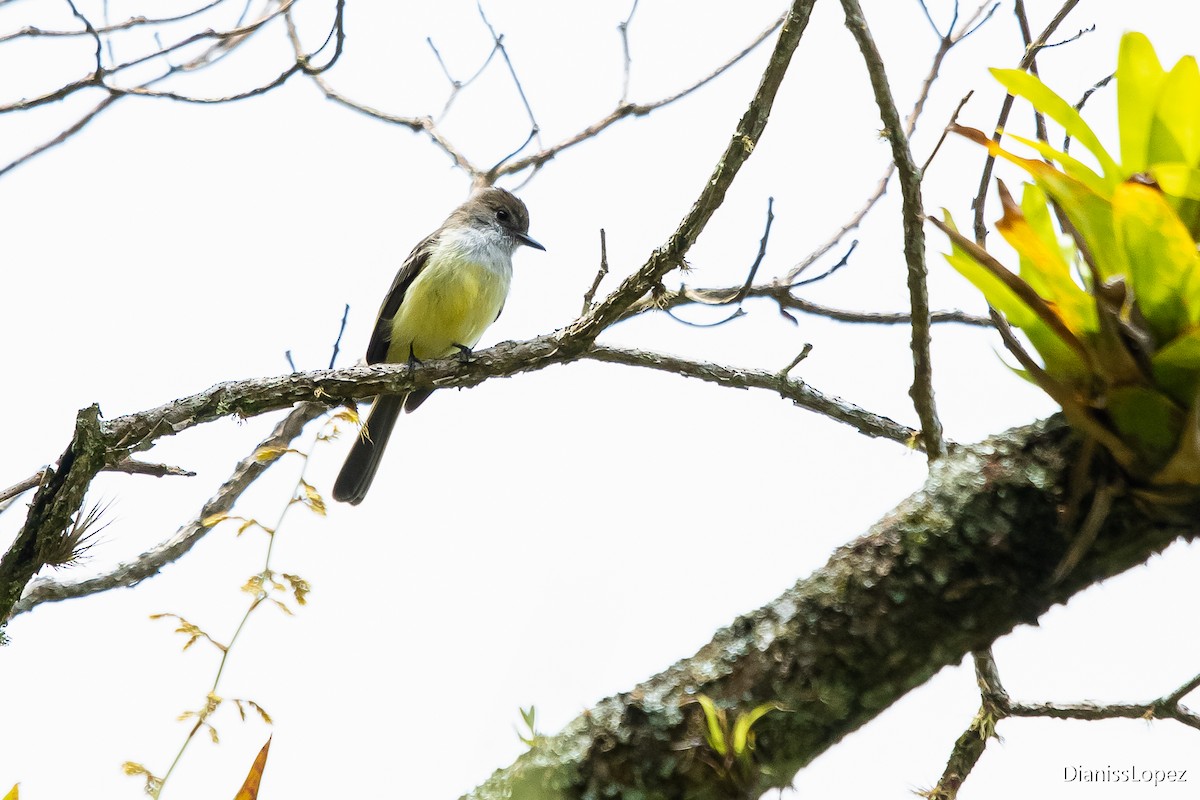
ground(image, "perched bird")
xmin=333 ymin=187 xmax=545 ymax=505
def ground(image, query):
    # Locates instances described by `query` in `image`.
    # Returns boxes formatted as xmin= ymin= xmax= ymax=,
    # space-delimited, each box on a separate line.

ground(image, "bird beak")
xmin=516 ymin=231 xmax=546 ymax=251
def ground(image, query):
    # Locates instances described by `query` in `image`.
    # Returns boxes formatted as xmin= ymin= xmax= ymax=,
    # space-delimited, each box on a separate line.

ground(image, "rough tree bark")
xmin=462 ymin=417 xmax=1193 ymax=799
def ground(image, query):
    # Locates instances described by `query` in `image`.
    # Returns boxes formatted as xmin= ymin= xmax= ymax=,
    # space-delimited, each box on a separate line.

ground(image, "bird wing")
xmin=364 ymin=231 xmax=439 ymax=365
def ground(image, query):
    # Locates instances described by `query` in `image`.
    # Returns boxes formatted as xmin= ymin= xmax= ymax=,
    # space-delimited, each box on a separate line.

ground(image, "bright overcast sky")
xmin=1 ymin=1 xmax=1198 ymax=798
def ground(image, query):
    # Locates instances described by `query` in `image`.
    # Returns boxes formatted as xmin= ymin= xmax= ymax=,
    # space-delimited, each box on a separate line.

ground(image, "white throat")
xmin=434 ymin=224 xmax=516 ymax=277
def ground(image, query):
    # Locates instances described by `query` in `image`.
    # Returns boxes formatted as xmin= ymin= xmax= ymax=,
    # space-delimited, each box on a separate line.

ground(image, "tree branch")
xmin=585 ymin=344 xmax=920 ymax=448
xmin=564 ymin=0 xmax=819 ymax=345
xmin=840 ymin=0 xmax=944 ymax=460
xmin=461 ymin=417 xmax=1195 ymax=799
xmin=9 ymin=402 xmax=327 ymax=619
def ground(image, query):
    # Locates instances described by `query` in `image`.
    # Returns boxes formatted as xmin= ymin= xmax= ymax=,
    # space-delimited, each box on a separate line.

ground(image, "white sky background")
xmin=1 ymin=1 xmax=1198 ymax=798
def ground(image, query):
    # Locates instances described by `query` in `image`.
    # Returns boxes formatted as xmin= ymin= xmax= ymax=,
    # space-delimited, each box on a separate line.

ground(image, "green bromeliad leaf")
xmin=1000 ymin=182 xmax=1096 ymax=340
xmin=1117 ymin=32 xmax=1167 ymax=174
xmin=940 ymin=33 xmax=1200 ymax=489
xmin=1001 ymin=130 xmax=1109 ymax=198
xmin=1112 ymin=180 xmax=1200 ymax=344
xmin=1148 ymin=56 xmax=1200 ymax=167
xmin=991 ymin=67 xmax=1122 ymax=184
xmin=939 ymin=209 xmax=1086 ymax=380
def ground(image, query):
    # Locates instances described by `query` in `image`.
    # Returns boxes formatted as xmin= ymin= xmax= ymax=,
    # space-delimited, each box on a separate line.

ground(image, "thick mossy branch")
xmin=464 ymin=418 xmax=1194 ymax=800
xmin=0 ymin=406 xmax=108 ymax=619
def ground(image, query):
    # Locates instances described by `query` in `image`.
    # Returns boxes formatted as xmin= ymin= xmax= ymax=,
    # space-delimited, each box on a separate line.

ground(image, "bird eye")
xmin=496 ymin=209 xmax=511 ymax=222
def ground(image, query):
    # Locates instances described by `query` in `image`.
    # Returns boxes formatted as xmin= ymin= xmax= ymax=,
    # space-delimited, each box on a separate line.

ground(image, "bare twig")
xmin=1 ymin=0 xmax=343 ymax=178
xmin=778 ymin=343 xmax=813 ymax=375
xmin=108 ymin=460 xmax=196 ymax=478
xmin=497 ymin=12 xmax=786 ymax=178
xmin=785 ymin=0 xmax=995 ymax=282
xmin=61 ymin=0 xmax=103 ymax=76
xmin=920 ymin=90 xmax=974 ymax=174
xmin=789 ymin=239 xmax=856 ymax=289
xmin=617 ymin=0 xmax=639 ymax=105
xmin=1013 ymin=1 xmax=1049 ymax=145
xmin=0 ymin=470 xmax=49 ymax=506
xmin=923 ymin=705 xmax=998 ymax=799
xmin=622 ymin=281 xmax=991 ymax=328
xmin=1064 ymin=73 xmax=1113 ymax=153
xmin=476 ymin=1 xmax=542 ymax=164
xmin=426 ymin=35 xmax=499 ymax=120
xmin=563 ymin=0 xmax=818 ymax=344
xmin=840 ymin=0 xmax=944 ymax=460
xmin=731 ymin=196 xmax=775 ymax=304
xmin=329 ymin=303 xmax=351 ymax=370
xmin=581 ymin=230 xmax=611 ymax=315
xmin=0 ymin=0 xmax=226 ymax=44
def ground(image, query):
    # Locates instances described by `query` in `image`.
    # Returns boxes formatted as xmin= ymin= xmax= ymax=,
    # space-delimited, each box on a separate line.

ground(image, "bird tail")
xmin=333 ymin=394 xmax=404 ymax=505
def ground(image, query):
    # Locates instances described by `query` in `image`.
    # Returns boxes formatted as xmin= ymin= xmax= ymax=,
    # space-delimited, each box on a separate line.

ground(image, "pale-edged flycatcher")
xmin=333 ymin=186 xmax=545 ymax=505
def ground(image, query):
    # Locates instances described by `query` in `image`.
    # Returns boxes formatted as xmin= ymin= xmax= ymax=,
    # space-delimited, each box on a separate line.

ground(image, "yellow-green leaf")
xmin=935 ymin=210 xmax=1086 ymax=380
xmin=1112 ymin=180 xmax=1200 ymax=342
xmin=1151 ymin=162 xmax=1200 ymax=200
xmin=991 ymin=67 xmax=1120 ymax=182
xmin=1002 ymin=130 xmax=1109 ymax=197
xmin=252 ymin=446 xmax=292 ymax=464
xmin=299 ymin=480 xmax=326 ymax=516
xmin=997 ymin=182 xmax=1095 ymax=338
xmin=1019 ymin=182 xmax=1079 ymax=282
xmin=696 ymin=695 xmax=727 ymax=757
xmin=951 ymin=125 xmax=1127 ymax=281
xmin=1117 ymin=32 xmax=1167 ymax=173
xmin=731 ymin=702 xmax=783 ymax=756
xmin=1148 ymin=56 xmax=1200 ymax=167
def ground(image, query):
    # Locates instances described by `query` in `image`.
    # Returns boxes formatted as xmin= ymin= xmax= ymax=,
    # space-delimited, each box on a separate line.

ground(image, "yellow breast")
xmin=386 ymin=251 xmax=511 ymax=363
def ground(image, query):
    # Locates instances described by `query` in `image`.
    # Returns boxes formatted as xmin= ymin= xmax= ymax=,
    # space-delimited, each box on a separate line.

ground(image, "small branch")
xmin=1164 ymin=672 xmax=1200 ymax=707
xmin=426 ymin=34 xmax=498 ymax=120
xmin=62 ymin=0 xmax=103 ymax=77
xmin=1013 ymin=1 xmax=1049 ymax=146
xmin=329 ymin=303 xmax=351 ymax=369
xmin=920 ymin=90 xmax=974 ymax=174
xmin=497 ymin=12 xmax=786 ymax=178
xmin=924 ymin=705 xmax=998 ymax=800
xmin=1064 ymin=73 xmax=1113 ymax=153
xmin=1008 ymin=699 xmax=1200 ymax=732
xmin=564 ymin=0 xmax=819 ymax=344
xmin=784 ymin=0 xmax=995 ymax=283
xmin=778 ymin=343 xmax=813 ymax=375
xmin=476 ymin=1 xmax=542 ymax=165
xmin=581 ymin=229 xmax=610 ymax=315
xmin=731 ymin=196 xmax=775 ymax=304
xmin=840 ymin=0 xmax=944 ymax=460
xmin=622 ymin=281 xmax=991 ymax=328
xmin=617 ymin=0 xmax=639 ymax=105
xmin=788 ymin=239 xmax=856 ymax=289
xmin=0 ymin=470 xmax=49 ymax=506
xmin=108 ymin=460 xmax=196 ymax=478
xmin=585 ymin=344 xmax=921 ymax=448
